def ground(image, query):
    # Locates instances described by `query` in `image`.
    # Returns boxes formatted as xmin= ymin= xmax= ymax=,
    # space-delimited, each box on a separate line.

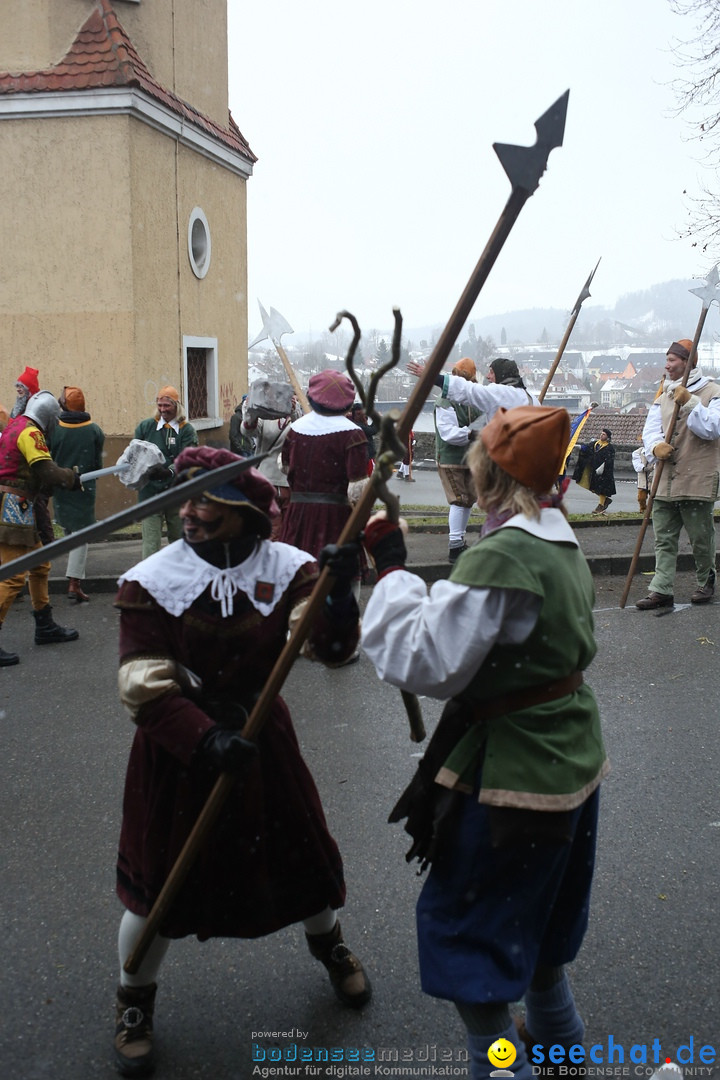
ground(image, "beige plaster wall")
xmin=106 ymin=0 xmax=230 ymax=130
xmin=175 ymin=145 xmax=250 ymax=424
xmin=0 ymin=1 xmax=88 ymax=71
xmin=0 ymin=113 xmax=136 ymax=422
xmin=0 ymin=1 xmax=230 ymax=133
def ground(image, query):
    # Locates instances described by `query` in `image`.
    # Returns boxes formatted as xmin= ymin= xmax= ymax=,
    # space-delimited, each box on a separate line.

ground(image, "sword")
xmin=124 ymin=91 xmax=569 ymax=975
xmin=0 ymin=452 xmax=269 ymax=582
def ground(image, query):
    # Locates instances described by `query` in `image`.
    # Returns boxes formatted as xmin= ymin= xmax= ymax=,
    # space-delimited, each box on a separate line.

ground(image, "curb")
xmin=45 ymin=551 xmax=698 ymax=594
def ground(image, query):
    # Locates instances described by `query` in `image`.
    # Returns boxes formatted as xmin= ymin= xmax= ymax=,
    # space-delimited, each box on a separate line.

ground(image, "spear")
xmin=119 ymin=89 xmax=570 ymax=973
xmin=619 ymin=264 xmax=720 ymax=609
xmin=538 ymin=257 xmax=601 ymax=403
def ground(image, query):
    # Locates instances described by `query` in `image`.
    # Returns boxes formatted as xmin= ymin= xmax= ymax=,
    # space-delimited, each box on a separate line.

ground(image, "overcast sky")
xmin=227 ymin=0 xmax=712 ymax=341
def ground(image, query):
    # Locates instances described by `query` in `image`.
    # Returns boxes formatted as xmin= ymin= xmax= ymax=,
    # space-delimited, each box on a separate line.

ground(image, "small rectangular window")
xmin=182 ymin=335 xmax=221 ymax=430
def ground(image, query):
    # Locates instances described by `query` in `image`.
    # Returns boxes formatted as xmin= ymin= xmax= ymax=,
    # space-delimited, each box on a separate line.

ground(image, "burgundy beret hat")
xmin=307 ymin=369 xmax=355 ymax=412
xmin=174 ymin=446 xmax=279 ymax=538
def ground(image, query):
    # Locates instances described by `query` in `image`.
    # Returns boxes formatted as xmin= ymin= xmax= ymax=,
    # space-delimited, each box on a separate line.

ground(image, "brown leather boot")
xmin=114 ymin=982 xmax=157 ymax=1076
xmin=68 ymin=577 xmax=90 ymax=603
xmin=306 ymin=920 xmax=372 ymax=1009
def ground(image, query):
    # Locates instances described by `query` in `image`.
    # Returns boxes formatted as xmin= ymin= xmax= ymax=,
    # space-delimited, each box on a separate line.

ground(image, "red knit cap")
xmin=17 ymin=366 xmax=40 ymax=396
xmin=481 ymin=406 xmax=570 ymax=494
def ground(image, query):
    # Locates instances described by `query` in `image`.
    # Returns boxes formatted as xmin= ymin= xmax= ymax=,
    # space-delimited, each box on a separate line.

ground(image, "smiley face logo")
xmin=488 ymin=1038 xmax=517 ymax=1070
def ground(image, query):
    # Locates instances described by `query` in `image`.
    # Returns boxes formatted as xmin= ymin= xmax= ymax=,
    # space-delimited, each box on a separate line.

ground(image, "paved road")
xmin=1 ymin=573 xmax=718 ymax=1078
xmin=393 ymin=465 xmax=641 ymax=515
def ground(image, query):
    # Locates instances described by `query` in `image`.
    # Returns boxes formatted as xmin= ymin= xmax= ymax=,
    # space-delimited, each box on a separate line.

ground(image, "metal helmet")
xmin=24 ymin=390 xmax=61 ymax=435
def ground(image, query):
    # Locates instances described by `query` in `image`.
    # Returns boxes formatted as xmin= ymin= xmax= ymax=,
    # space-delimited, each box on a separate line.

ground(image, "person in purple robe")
xmin=111 ymin=445 xmax=371 ymax=1077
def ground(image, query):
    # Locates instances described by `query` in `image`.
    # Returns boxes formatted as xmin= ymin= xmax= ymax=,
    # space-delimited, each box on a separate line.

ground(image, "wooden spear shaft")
xmin=124 ymin=96 xmax=568 ymax=974
xmin=538 ymin=258 xmax=600 ymax=404
xmin=618 ymin=311 xmax=709 ymax=609
xmin=272 ymin=338 xmax=311 ymax=414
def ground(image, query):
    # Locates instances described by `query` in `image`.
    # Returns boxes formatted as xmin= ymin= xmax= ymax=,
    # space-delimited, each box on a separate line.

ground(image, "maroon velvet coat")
xmin=279 ymin=423 xmax=368 ymax=558
xmin=115 ymin=558 xmax=352 ymax=940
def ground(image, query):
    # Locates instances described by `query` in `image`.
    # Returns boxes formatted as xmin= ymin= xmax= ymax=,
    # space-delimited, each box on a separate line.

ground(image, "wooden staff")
xmin=619 ymin=266 xmax=720 ymax=608
xmin=538 ymin=258 xmax=600 ymax=403
xmin=124 ymin=90 xmax=570 ymax=974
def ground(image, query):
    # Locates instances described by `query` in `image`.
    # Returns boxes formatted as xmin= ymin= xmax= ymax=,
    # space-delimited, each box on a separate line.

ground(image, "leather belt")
xmin=468 ymin=671 xmax=584 ymax=722
xmin=290 ymin=491 xmax=349 ymax=505
xmin=0 ymin=484 xmax=33 ymax=501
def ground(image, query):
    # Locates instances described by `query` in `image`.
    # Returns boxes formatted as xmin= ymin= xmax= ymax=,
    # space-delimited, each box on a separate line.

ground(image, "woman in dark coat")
xmin=572 ymin=427 xmax=616 ymax=514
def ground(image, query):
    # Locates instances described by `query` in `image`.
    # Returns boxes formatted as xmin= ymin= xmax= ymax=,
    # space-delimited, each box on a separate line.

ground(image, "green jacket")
xmin=439 ymin=524 xmax=609 ymax=810
xmin=134 ymin=416 xmax=198 ymax=501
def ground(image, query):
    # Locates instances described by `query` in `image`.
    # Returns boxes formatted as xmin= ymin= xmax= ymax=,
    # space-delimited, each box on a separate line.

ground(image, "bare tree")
xmin=669 ymin=0 xmax=720 ymax=252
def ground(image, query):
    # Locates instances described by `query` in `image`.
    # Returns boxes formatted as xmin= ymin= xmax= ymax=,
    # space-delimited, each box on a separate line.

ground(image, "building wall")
xmin=0 ymin=0 xmax=251 ymax=520
xmin=0 ymin=1 xmax=230 ymax=132
xmin=0 ymin=113 xmax=136 ymax=412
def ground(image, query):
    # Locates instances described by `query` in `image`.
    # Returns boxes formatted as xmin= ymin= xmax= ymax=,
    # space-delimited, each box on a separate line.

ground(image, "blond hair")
xmin=467 ymin=438 xmax=566 ymax=522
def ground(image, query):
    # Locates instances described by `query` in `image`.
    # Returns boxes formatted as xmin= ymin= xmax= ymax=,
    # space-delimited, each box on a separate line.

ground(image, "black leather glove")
xmin=146 ymin=463 xmax=173 ymax=482
xmin=362 ymin=518 xmax=407 ymax=579
xmin=71 ymin=466 xmax=84 ymax=491
xmin=199 ymin=727 xmax=258 ymax=774
xmin=318 ymin=542 xmax=361 ymax=599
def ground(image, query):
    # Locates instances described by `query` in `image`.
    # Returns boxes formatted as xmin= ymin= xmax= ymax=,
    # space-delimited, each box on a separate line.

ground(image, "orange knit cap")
xmin=63 ymin=386 xmax=85 ymax=412
xmin=452 ymin=357 xmax=477 ymax=381
xmin=667 ymin=339 xmax=696 ymax=367
xmin=156 ymin=385 xmax=179 ymax=403
xmin=481 ymin=405 xmax=570 ymax=494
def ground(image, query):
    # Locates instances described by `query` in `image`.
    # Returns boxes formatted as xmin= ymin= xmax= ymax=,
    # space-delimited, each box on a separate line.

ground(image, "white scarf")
xmin=119 ymin=539 xmax=314 ymax=617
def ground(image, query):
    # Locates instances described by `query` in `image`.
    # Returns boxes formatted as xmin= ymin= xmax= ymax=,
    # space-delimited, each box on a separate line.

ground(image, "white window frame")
xmin=182 ymin=335 xmax=222 ymax=430
xmin=188 ymin=207 xmax=212 ymax=279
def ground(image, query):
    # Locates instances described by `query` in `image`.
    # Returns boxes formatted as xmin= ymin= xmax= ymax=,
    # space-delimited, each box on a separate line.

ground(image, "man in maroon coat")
xmin=112 ymin=446 xmax=371 ymax=1077
xmin=279 ymin=369 xmax=369 ymax=561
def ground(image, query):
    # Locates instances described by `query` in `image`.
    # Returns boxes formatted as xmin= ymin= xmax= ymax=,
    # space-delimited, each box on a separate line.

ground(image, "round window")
xmin=188 ymin=207 xmax=211 ymax=279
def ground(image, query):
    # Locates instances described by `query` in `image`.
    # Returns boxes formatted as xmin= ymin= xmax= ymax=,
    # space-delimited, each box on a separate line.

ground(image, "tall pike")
xmin=124 ymin=90 xmax=570 ymax=975
xmin=538 ymin=257 xmax=601 ymax=403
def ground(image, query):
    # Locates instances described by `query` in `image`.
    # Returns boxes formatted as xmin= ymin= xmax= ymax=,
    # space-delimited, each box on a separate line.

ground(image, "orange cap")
xmin=481 ymin=405 xmax=570 ymax=494
xmin=452 ymin=357 xmax=476 ymax=381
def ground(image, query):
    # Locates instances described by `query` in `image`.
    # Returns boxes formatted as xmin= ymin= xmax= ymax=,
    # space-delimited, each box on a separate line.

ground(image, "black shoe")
xmin=636 ymin=592 xmax=674 ymax=610
xmin=448 ymin=543 xmax=467 ymax=564
xmin=32 ymin=604 xmax=79 ymax=645
xmin=0 ymin=644 xmax=20 ymax=666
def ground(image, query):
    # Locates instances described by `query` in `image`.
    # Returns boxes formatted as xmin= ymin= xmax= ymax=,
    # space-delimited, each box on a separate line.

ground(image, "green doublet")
xmin=434 ymin=398 xmax=480 ymax=465
xmin=441 ymin=525 xmax=608 ymax=809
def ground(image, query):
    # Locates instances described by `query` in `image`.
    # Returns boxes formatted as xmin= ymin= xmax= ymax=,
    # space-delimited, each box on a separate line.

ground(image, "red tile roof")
xmin=0 ymin=0 xmax=256 ymax=163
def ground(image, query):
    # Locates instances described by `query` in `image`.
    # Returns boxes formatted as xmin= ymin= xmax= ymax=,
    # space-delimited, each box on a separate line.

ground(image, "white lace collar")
xmin=118 ymin=539 xmax=315 ymax=617
xmin=291 ymin=412 xmax=359 ymax=436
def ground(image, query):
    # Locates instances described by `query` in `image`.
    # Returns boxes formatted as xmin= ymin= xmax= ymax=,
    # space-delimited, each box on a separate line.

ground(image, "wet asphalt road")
xmin=1 ymin=571 xmax=719 ymax=1079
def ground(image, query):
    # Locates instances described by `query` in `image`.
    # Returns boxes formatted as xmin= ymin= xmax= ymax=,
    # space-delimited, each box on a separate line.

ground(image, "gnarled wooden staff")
xmin=120 ymin=89 xmax=570 ymax=973
xmin=619 ymin=264 xmax=720 ymax=609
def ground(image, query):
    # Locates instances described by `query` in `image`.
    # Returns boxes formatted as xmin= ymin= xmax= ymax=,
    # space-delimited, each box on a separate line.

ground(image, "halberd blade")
xmin=689 ymin=264 xmax=720 ymax=311
xmin=493 ymin=89 xmax=569 ymax=195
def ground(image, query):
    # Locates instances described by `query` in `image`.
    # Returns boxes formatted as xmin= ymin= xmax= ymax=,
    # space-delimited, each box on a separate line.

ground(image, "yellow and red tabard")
xmin=0 ymin=415 xmax=53 ymax=493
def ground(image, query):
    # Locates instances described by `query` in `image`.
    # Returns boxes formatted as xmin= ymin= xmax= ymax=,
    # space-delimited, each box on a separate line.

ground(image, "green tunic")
xmin=441 ymin=524 xmax=609 ymax=810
